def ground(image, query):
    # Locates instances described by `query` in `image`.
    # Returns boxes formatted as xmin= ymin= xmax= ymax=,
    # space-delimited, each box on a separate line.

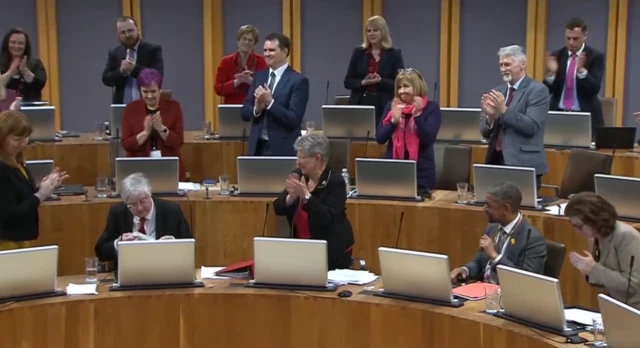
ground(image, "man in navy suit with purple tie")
xmin=241 ymin=33 xmax=309 ymax=156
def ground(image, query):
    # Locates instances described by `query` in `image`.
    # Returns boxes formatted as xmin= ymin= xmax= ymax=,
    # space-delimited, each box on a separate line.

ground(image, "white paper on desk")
xmin=328 ymin=269 xmax=378 ymax=285
xmin=564 ymin=308 xmax=601 ymax=326
xmin=179 ymin=182 xmax=201 ymax=191
xmin=200 ymin=266 xmax=231 ymax=280
xmin=544 ymin=203 xmax=567 ymax=216
xmin=66 ymin=283 xmax=98 ymax=295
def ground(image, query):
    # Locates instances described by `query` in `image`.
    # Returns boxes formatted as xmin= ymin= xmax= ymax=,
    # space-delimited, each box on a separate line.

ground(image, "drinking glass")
xmin=485 ymin=287 xmax=501 ymax=314
xmin=219 ymin=174 xmax=230 ymax=195
xmin=85 ymin=257 xmax=98 ymax=283
xmin=456 ymin=182 xmax=469 ymax=203
xmin=93 ymin=122 xmax=105 ymax=141
xmin=202 ymin=121 xmax=212 ymax=138
xmin=306 ymin=121 xmax=315 ymax=133
xmin=95 ymin=177 xmax=110 ymax=198
xmin=592 ymin=317 xmax=606 ymax=347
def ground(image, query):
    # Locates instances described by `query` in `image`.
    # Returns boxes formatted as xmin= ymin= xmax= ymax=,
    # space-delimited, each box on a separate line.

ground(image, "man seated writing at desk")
xmin=450 ymin=183 xmax=547 ymax=284
xmin=94 ymin=173 xmax=192 ymax=262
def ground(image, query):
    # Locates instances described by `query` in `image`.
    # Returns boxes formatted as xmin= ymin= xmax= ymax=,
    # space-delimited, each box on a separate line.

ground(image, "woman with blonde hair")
xmin=0 ymin=110 xmax=68 ymax=250
xmin=375 ymin=68 xmax=441 ymax=193
xmin=344 ymin=16 xmax=404 ymax=126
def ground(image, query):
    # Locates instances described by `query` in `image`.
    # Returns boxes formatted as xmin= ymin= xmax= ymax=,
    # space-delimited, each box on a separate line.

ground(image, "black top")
xmin=0 ymin=161 xmax=41 ymax=241
xmin=273 ymin=166 xmax=355 ymax=270
xmin=146 ymin=105 xmax=159 ymax=150
xmin=0 ymin=57 xmax=47 ymax=101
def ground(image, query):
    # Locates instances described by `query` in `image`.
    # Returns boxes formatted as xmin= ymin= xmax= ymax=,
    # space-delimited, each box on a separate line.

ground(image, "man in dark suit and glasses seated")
xmin=480 ymin=45 xmax=549 ymax=191
xmin=241 ymin=33 xmax=309 ymax=156
xmin=101 ymin=16 xmax=164 ymax=104
xmin=450 ymin=183 xmax=547 ymax=284
xmin=94 ymin=173 xmax=191 ymax=263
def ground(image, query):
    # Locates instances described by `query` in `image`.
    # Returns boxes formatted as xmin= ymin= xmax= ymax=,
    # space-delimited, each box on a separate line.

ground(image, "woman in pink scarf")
xmin=375 ymin=68 xmax=441 ymax=192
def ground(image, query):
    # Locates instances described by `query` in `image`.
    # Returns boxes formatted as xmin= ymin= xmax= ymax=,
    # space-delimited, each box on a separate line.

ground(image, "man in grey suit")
xmin=480 ymin=45 xmax=549 ymax=190
xmin=450 ymin=183 xmax=547 ymax=284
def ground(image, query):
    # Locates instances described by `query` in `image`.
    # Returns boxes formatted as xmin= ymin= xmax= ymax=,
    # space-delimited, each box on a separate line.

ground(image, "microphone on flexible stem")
xmin=394 ymin=211 xmax=405 ymax=248
xmin=518 ymin=228 xmax=532 ymax=268
xmin=433 ymin=82 xmax=438 ymax=103
xmin=363 ymin=130 xmax=371 ymax=158
xmin=626 ymin=255 xmax=635 ymax=304
xmin=324 ymin=80 xmax=330 ymax=105
xmin=261 ymin=203 xmax=270 ymax=237
xmin=241 ymin=128 xmax=247 ymax=156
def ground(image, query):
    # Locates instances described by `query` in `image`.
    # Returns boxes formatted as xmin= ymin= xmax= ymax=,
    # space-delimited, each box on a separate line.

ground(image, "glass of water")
xmin=93 ymin=122 xmax=105 ymax=141
xmin=485 ymin=287 xmax=501 ymax=313
xmin=219 ymin=174 xmax=230 ymax=195
xmin=95 ymin=177 xmax=110 ymax=198
xmin=85 ymin=257 xmax=98 ymax=283
xmin=306 ymin=121 xmax=315 ymax=133
xmin=456 ymin=182 xmax=469 ymax=203
xmin=202 ymin=121 xmax=212 ymax=138
xmin=592 ymin=317 xmax=606 ymax=346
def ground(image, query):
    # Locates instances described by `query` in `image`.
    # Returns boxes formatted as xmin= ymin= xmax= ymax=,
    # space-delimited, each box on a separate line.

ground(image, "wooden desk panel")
xmin=0 ymin=276 xmax=587 ymax=347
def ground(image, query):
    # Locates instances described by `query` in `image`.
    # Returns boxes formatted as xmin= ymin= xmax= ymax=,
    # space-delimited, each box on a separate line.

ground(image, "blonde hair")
xmin=0 ymin=110 xmax=32 ymax=166
xmin=394 ymin=69 xmax=428 ymax=99
xmin=361 ymin=16 xmax=392 ymax=49
xmin=237 ymin=25 xmax=259 ymax=43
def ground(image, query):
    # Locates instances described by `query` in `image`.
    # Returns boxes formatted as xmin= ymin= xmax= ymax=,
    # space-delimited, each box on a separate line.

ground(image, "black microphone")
xmin=363 ymin=130 xmax=371 ymax=158
xmin=626 ymin=255 xmax=635 ymax=304
xmin=394 ymin=211 xmax=405 ymax=248
xmin=324 ymin=80 xmax=330 ymax=105
xmin=241 ymin=128 xmax=247 ymax=156
xmin=433 ymin=82 xmax=438 ymax=102
xmin=518 ymin=228 xmax=532 ymax=268
xmin=261 ymin=203 xmax=270 ymax=237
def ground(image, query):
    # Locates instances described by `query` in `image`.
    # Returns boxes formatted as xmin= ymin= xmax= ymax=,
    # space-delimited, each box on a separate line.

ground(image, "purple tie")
xmin=562 ymin=53 xmax=577 ymax=110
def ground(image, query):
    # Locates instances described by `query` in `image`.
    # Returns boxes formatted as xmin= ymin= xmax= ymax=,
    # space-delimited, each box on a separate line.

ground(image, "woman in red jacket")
xmin=214 ymin=25 xmax=267 ymax=104
xmin=121 ymin=68 xmax=186 ymax=180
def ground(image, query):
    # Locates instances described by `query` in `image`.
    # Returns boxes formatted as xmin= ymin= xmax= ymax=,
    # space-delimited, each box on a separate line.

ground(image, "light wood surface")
xmin=35 ymin=189 xmax=603 ymax=309
xmin=23 ymin=132 xmax=640 ymax=186
xmin=0 ymin=274 xmax=589 ymax=348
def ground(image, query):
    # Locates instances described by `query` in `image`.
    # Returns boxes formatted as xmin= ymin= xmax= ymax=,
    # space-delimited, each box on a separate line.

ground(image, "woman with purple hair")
xmin=121 ymin=68 xmax=186 ymax=179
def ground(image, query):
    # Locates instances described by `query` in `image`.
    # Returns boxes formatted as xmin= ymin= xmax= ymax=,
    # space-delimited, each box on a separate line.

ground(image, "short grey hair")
xmin=121 ymin=173 xmax=152 ymax=201
xmin=497 ymin=45 xmax=527 ymax=64
xmin=487 ymin=182 xmax=522 ymax=212
xmin=294 ymin=133 xmax=329 ymax=163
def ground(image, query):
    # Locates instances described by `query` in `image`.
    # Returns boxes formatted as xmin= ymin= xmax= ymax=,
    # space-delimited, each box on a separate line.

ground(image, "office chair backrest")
xmin=559 ymin=149 xmax=612 ymax=198
xmin=435 ymin=145 xmax=472 ymax=191
xmin=544 ymin=240 xmax=566 ymax=279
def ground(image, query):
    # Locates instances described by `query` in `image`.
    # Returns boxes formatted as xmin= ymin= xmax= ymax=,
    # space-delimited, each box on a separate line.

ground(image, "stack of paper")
xmin=66 ymin=283 xmax=98 ymax=295
xmin=328 ymin=269 xmax=378 ymax=285
xmin=200 ymin=266 xmax=231 ymax=280
xmin=564 ymin=308 xmax=601 ymax=326
xmin=544 ymin=203 xmax=567 ymax=216
xmin=179 ymin=182 xmax=201 ymax=191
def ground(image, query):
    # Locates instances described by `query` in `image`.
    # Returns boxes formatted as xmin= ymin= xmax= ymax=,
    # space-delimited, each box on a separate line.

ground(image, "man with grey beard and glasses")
xmin=479 ymin=45 xmax=549 ymax=191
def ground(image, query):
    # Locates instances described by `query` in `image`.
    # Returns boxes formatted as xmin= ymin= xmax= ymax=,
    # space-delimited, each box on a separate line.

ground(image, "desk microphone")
xmin=204 ymin=186 xmax=210 ymax=200
xmin=363 ymin=130 xmax=371 ymax=158
xmin=261 ymin=203 xmax=270 ymax=237
xmin=626 ymin=255 xmax=635 ymax=304
xmin=518 ymin=228 xmax=532 ymax=268
xmin=241 ymin=128 xmax=247 ymax=156
xmin=433 ymin=82 xmax=438 ymax=103
xmin=324 ymin=80 xmax=330 ymax=105
xmin=394 ymin=211 xmax=405 ymax=248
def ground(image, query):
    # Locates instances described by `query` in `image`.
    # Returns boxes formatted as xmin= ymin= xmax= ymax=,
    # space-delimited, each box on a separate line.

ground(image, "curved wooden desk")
xmin=0 ymin=276 xmax=587 ymax=347
xmin=23 ymin=132 xmax=640 ymax=186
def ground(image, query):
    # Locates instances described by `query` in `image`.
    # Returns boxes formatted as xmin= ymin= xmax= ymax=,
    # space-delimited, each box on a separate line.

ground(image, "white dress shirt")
xmin=114 ymin=199 xmax=157 ymax=251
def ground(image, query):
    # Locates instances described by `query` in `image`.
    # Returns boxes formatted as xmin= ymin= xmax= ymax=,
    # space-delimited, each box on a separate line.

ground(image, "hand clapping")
xmin=235 ymin=70 xmax=253 ymax=85
xmin=254 ymin=83 xmax=273 ymax=111
xmin=151 ymin=112 xmax=165 ymax=132
xmin=545 ymin=53 xmax=558 ymax=75
xmin=391 ymin=98 xmax=405 ymax=124
xmin=569 ymin=250 xmax=596 ymax=275
xmin=285 ymin=173 xmax=309 ymax=198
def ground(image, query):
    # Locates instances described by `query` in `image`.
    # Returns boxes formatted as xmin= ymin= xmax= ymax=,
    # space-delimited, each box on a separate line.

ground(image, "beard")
xmin=502 ymin=74 xmax=512 ymax=83
xmin=120 ymin=35 xmax=140 ymax=49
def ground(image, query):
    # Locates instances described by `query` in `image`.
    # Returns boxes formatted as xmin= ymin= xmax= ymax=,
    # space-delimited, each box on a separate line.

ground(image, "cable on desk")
xmin=527 ymin=328 xmax=571 ymax=344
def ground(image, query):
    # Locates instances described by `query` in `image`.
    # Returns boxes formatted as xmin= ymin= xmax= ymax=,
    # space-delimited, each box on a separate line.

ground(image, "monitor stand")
xmin=109 ymin=281 xmax=204 ymax=292
xmin=350 ymin=194 xmax=425 ymax=202
xmin=231 ymin=192 xmax=279 ymax=198
xmin=0 ymin=289 xmax=67 ymax=304
xmin=493 ymin=311 xmax=585 ymax=338
xmin=373 ymin=291 xmax=464 ymax=308
xmin=244 ymin=281 xmax=337 ymax=292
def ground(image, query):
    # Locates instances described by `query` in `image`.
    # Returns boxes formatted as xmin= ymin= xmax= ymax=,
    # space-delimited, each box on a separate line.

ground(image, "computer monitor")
xmin=0 ymin=246 xmax=65 ymax=303
xmin=115 ymin=157 xmax=180 ymax=195
xmin=595 ymin=174 xmax=640 ymax=221
xmin=111 ymin=239 xmax=201 ymax=290
xmin=375 ymin=247 xmax=462 ymax=307
xmin=21 ymin=106 xmax=58 ymax=142
xmin=321 ymin=105 xmax=376 ymax=139
xmin=110 ymin=104 xmax=126 ymax=137
xmin=598 ymin=294 xmax=640 ymax=348
xmin=25 ymin=159 xmax=53 ymax=186
xmin=248 ymin=237 xmax=334 ymax=291
xmin=545 ymin=111 xmax=592 ymax=148
xmin=473 ymin=164 xmax=538 ymax=208
xmin=235 ymin=156 xmax=297 ymax=196
xmin=595 ymin=127 xmax=636 ymax=149
xmin=217 ymin=104 xmax=250 ymax=139
xmin=437 ymin=108 xmax=483 ymax=143
xmin=354 ymin=158 xmax=420 ymax=201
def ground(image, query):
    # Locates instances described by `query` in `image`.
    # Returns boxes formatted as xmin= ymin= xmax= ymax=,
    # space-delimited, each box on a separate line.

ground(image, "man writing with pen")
xmin=450 ymin=183 xmax=547 ymax=284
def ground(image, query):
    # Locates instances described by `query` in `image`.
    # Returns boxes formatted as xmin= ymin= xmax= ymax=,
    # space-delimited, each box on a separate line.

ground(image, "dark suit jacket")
xmin=543 ymin=45 xmax=605 ymax=130
xmin=464 ymin=218 xmax=547 ymax=283
xmin=0 ymin=161 xmax=41 ymax=241
xmin=101 ymin=40 xmax=164 ymax=104
xmin=375 ymin=100 xmax=442 ymax=190
xmin=121 ymin=98 xmax=186 ymax=180
xmin=240 ymin=66 xmax=309 ymax=156
xmin=0 ymin=57 xmax=47 ymax=101
xmin=343 ymin=46 xmax=404 ymax=108
xmin=215 ymin=52 xmax=268 ymax=104
xmin=273 ymin=166 xmax=355 ymax=270
xmin=94 ymin=198 xmax=192 ymax=262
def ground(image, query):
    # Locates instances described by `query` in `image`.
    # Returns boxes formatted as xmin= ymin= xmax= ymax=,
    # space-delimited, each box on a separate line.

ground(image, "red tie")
xmin=138 ymin=217 xmax=147 ymax=235
xmin=495 ymin=87 xmax=515 ymax=152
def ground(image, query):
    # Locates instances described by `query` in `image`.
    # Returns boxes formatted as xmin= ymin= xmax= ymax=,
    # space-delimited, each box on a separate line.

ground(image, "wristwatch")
xmin=304 ymin=192 xmax=311 ymax=201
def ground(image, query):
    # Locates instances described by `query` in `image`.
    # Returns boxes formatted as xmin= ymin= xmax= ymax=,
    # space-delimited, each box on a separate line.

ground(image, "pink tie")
xmin=562 ymin=53 xmax=577 ymax=110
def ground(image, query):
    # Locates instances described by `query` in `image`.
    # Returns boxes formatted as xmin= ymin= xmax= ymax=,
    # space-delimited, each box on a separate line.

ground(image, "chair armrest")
xmin=541 ymin=184 xmax=560 ymax=198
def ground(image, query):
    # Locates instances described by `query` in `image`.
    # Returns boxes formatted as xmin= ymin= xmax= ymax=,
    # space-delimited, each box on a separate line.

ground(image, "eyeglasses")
xmin=126 ymin=196 xmax=151 ymax=209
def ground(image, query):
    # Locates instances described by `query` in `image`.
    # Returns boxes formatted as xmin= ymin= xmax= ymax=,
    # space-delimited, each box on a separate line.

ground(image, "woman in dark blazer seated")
xmin=375 ymin=68 xmax=442 ymax=193
xmin=121 ymin=68 xmax=186 ymax=180
xmin=0 ymin=28 xmax=47 ymax=101
xmin=0 ymin=110 xmax=68 ymax=250
xmin=273 ymin=133 xmax=355 ymax=270
xmin=344 ymin=16 xmax=404 ymax=126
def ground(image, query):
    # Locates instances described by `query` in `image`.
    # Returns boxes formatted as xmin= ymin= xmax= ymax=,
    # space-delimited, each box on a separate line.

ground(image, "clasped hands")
xmin=480 ymin=90 xmax=507 ymax=123
xmin=390 ymin=97 xmax=423 ymax=124
xmin=285 ymin=173 xmax=309 ymax=199
xmin=254 ymin=84 xmax=273 ymax=114
xmin=120 ymin=56 xmax=136 ymax=75
xmin=362 ymin=73 xmax=381 ymax=86
xmin=234 ymin=70 xmax=253 ymax=85
xmin=8 ymin=56 xmax=32 ymax=76
xmin=143 ymin=113 xmax=166 ymax=134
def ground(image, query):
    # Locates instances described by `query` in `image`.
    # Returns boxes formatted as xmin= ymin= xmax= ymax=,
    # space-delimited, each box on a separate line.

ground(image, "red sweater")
xmin=214 ymin=52 xmax=267 ymax=104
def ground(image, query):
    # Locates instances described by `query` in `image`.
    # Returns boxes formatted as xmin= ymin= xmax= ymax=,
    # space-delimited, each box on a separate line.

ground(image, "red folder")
xmin=215 ymin=260 xmax=254 ymax=279
xmin=452 ymin=283 xmax=500 ymax=301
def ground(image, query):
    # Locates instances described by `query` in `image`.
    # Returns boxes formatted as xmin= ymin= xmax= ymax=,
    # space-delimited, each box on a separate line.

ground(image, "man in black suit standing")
xmin=94 ymin=173 xmax=191 ymax=262
xmin=544 ymin=17 xmax=605 ymax=134
xmin=102 ymin=16 xmax=164 ymax=104
xmin=450 ymin=183 xmax=547 ymax=284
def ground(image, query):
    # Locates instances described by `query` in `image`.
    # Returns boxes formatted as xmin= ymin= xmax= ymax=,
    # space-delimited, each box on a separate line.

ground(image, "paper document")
xmin=179 ymin=182 xmax=201 ymax=191
xmin=200 ymin=266 xmax=232 ymax=280
xmin=564 ymin=308 xmax=601 ymax=326
xmin=328 ymin=269 xmax=378 ymax=285
xmin=544 ymin=203 xmax=567 ymax=216
xmin=66 ymin=283 xmax=98 ymax=295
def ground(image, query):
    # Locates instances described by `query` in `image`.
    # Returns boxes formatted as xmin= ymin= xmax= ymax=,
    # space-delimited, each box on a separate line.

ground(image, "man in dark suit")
xmin=241 ymin=33 xmax=309 ymax=156
xmin=94 ymin=173 xmax=191 ymax=262
xmin=480 ymin=45 xmax=549 ymax=190
xmin=450 ymin=183 xmax=547 ymax=284
xmin=101 ymin=16 xmax=164 ymax=104
xmin=544 ymin=17 xmax=605 ymax=134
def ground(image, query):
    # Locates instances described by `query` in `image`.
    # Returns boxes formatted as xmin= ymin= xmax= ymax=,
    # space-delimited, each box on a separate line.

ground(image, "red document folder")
xmin=215 ymin=260 xmax=254 ymax=279
xmin=452 ymin=283 xmax=500 ymax=301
